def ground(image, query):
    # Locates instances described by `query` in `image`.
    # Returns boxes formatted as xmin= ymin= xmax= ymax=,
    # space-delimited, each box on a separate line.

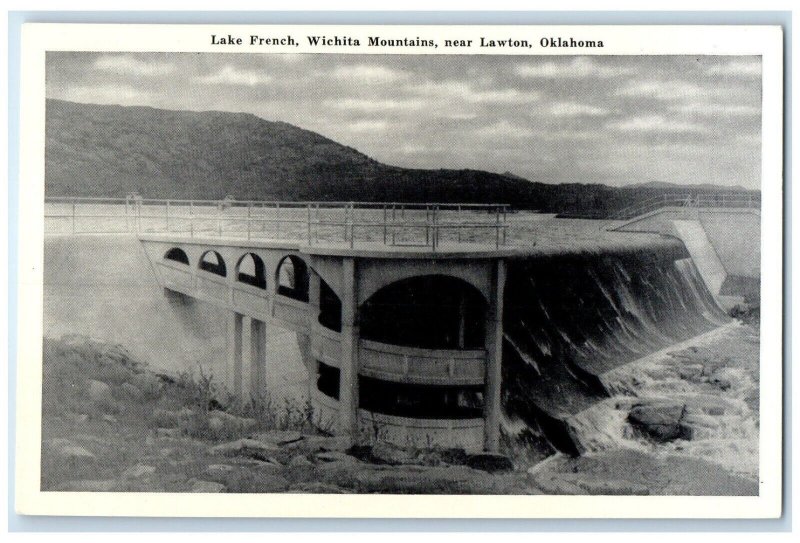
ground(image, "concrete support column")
xmin=306 ymin=272 xmax=322 ymax=398
xmin=249 ymin=318 xmax=267 ymax=404
xmin=338 ymin=258 xmax=360 ymax=444
xmin=484 ymin=259 xmax=507 ymax=452
xmin=226 ymin=311 xmax=245 ymax=401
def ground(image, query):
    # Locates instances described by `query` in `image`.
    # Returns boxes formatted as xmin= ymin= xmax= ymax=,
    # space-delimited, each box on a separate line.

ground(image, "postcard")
xmin=14 ymin=23 xmax=783 ymax=518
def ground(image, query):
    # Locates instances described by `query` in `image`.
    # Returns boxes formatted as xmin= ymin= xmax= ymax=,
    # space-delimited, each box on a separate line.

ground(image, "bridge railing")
xmin=44 ymin=196 xmax=511 ymax=250
xmin=611 ymin=192 xmax=761 ymax=220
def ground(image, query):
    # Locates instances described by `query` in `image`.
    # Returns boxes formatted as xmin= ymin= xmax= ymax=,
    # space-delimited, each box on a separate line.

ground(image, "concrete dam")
xmin=46 ymin=196 xmax=761 ymax=455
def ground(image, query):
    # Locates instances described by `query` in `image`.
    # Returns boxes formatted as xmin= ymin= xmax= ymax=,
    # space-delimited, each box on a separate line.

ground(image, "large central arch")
xmin=359 ymin=274 xmax=487 ymax=350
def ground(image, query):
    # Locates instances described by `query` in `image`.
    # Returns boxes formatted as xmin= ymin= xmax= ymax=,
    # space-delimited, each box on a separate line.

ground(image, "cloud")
xmin=608 ymin=115 xmax=706 ymax=133
xmin=93 ymin=54 xmax=175 ymax=76
xmin=347 ymin=119 xmax=389 ymax=133
xmin=676 ymin=103 xmax=760 ymax=116
xmin=326 ymin=97 xmax=426 ymax=112
xmin=548 ymin=102 xmax=610 ymax=117
xmin=331 ymin=65 xmax=406 ymax=82
xmin=515 ymin=57 xmax=634 ymax=78
xmin=60 ymin=84 xmax=152 ymax=104
xmin=412 ymin=81 xmax=538 ymax=104
xmin=196 ymin=66 xmax=273 ymax=86
xmin=474 ymin=120 xmax=534 ymax=139
xmin=616 ymin=80 xmax=708 ymax=100
xmin=706 ymin=59 xmax=761 ymax=77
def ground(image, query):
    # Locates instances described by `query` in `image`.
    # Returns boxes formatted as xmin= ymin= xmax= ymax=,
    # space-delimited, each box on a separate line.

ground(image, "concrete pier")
xmin=249 ymin=318 xmax=267 ymax=403
xmin=483 ymin=259 xmax=506 ymax=452
xmin=338 ymin=257 xmax=360 ymax=444
xmin=226 ymin=311 xmax=244 ymax=401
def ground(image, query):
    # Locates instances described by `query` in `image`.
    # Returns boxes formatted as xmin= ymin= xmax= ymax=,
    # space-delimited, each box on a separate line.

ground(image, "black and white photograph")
xmin=14 ymin=23 xmax=783 ymax=518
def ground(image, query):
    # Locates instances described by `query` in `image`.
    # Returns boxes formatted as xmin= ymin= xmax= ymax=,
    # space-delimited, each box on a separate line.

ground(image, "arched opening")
xmin=360 ymin=275 xmax=487 ymax=349
xmin=236 ymin=252 xmax=266 ymax=289
xmin=198 ymin=250 xmax=227 ymax=277
xmin=164 ymin=247 xmax=189 ymax=265
xmin=276 ymin=255 xmax=309 ymax=302
xmin=318 ymin=279 xmax=342 ymax=332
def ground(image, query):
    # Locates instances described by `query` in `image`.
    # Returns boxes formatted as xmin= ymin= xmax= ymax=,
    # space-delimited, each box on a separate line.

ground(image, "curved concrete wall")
xmin=699 ymin=209 xmax=760 ymax=279
xmin=613 ymin=207 xmax=761 ymax=302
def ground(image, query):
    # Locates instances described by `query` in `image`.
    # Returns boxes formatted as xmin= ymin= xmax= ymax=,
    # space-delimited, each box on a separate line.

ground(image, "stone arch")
xmin=164 ymin=247 xmax=189 ymax=265
xmin=198 ymin=250 xmax=227 ymax=277
xmin=275 ymin=254 xmax=309 ymax=302
xmin=235 ymin=252 xmax=266 ymax=289
xmin=359 ymin=274 xmax=488 ymax=349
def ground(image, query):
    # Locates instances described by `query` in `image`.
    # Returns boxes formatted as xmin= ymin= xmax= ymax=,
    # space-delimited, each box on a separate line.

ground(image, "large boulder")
xmin=190 ymin=480 xmax=226 ymax=493
xmin=210 ymin=438 xmax=280 ymax=461
xmin=122 ymin=464 xmax=156 ymax=479
xmin=249 ymin=430 xmax=303 ymax=446
xmin=289 ymin=482 xmax=351 ymax=494
xmin=370 ymin=441 xmax=418 ymax=465
xmin=315 ymin=451 xmax=360 ymax=465
xmin=628 ymin=401 xmax=692 ymax=442
xmin=283 ymin=435 xmax=351 ymax=454
xmin=465 ymin=452 xmax=514 ymax=473
xmin=58 ymin=444 xmax=97 ymax=461
xmin=87 ymin=379 xmax=113 ymax=404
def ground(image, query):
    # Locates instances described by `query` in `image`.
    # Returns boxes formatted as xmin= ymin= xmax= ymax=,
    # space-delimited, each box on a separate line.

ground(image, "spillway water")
xmin=502 ymin=245 xmax=733 ymax=454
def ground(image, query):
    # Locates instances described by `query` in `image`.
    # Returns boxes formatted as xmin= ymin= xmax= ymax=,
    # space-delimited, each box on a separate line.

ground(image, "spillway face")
xmin=501 ymin=244 xmax=730 ymax=455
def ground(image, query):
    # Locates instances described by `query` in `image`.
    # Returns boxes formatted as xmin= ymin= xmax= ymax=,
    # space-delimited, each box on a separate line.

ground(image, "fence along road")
xmin=44 ymin=197 xmax=511 ymax=252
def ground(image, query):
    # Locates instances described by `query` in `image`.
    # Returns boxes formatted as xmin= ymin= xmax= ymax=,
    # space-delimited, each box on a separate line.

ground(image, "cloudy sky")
xmin=46 ymin=52 xmax=762 ymax=189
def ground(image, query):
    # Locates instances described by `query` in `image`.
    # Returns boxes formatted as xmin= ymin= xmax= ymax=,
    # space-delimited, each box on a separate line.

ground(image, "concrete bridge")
xmin=107 ymin=195 xmax=759 ymax=453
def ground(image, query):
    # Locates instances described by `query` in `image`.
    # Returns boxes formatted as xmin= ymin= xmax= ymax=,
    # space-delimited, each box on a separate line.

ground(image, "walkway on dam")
xmin=45 ymin=196 xmax=686 ymax=258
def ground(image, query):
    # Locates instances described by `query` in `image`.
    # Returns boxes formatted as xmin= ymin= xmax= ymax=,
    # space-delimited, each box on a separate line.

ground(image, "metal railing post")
xmin=247 ymin=202 xmax=252 ymax=240
xmin=348 ymin=202 xmax=354 ymax=248
xmin=71 ymin=200 xmax=76 ymax=234
xmin=457 ymin=205 xmax=462 ymax=244
xmin=495 ymin=206 xmax=501 ymax=249
xmin=276 ymin=202 xmax=281 ymax=239
xmin=383 ymin=205 xmax=388 ymax=245
xmin=391 ymin=205 xmax=396 ymax=245
xmin=502 ymin=205 xmax=508 ymax=245
xmin=425 ymin=205 xmax=430 ymax=247
xmin=165 ymin=200 xmax=170 ymax=232
xmin=306 ymin=204 xmax=312 ymax=244
xmin=431 ymin=205 xmax=437 ymax=251
xmin=189 ymin=200 xmax=194 ymax=238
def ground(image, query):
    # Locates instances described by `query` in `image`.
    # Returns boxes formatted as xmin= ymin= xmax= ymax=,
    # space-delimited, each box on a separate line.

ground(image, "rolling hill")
xmin=45 ymin=99 xmax=758 ymax=216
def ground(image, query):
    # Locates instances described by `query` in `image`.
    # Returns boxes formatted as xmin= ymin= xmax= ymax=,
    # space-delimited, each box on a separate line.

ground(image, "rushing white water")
xmin=567 ymin=322 xmax=759 ymax=481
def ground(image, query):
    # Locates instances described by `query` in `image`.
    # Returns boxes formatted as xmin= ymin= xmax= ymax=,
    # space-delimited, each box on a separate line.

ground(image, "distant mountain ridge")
xmin=45 ymin=99 xmax=758 ymax=216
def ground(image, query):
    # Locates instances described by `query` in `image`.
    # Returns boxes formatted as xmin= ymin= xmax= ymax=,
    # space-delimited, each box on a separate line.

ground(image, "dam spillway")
xmin=126 ymin=198 xmax=764 ymax=452
xmin=46 ymin=197 xmax=759 ymax=454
